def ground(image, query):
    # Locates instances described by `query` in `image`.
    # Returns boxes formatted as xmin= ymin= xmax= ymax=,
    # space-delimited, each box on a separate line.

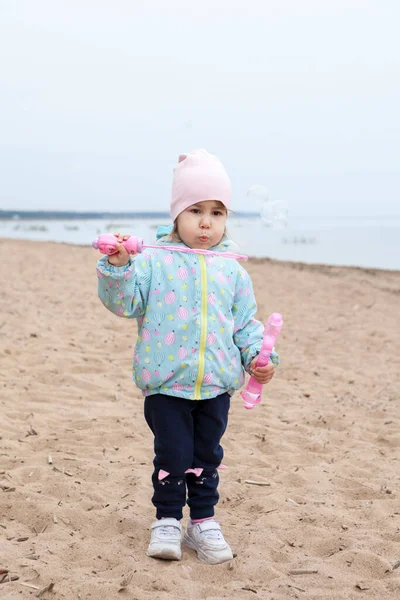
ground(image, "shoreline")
xmin=2 ymin=236 xmax=400 ymax=275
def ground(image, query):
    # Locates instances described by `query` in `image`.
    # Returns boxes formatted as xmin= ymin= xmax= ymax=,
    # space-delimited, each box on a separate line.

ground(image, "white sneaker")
xmin=147 ymin=518 xmax=182 ymax=561
xmin=183 ymin=520 xmax=233 ymax=564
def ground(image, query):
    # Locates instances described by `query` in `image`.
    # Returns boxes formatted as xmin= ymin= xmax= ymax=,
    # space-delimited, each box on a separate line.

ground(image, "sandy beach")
xmin=1 ymin=238 xmax=399 ymax=600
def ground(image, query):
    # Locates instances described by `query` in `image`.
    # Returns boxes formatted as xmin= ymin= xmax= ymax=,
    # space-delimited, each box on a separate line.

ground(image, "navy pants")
xmin=144 ymin=392 xmax=230 ymax=520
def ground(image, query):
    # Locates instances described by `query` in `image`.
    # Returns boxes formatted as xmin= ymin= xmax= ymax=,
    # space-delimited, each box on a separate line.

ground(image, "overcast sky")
xmin=0 ymin=0 xmax=399 ymax=217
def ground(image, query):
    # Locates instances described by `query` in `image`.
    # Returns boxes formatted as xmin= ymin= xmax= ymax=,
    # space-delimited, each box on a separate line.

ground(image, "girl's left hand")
xmin=249 ymin=358 xmax=275 ymax=384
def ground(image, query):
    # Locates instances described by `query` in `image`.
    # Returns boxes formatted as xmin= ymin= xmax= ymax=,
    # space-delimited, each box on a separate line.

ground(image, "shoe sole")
xmin=147 ymin=545 xmax=182 ymax=561
xmin=183 ymin=533 xmax=233 ymax=565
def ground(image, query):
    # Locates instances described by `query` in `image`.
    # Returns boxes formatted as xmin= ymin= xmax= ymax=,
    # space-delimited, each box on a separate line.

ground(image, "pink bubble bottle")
xmin=241 ymin=312 xmax=283 ymax=409
xmin=92 ymin=234 xmax=144 ymax=255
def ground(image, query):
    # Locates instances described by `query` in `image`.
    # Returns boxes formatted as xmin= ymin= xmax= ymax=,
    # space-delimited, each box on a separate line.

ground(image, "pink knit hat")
xmin=170 ymin=149 xmax=231 ymax=221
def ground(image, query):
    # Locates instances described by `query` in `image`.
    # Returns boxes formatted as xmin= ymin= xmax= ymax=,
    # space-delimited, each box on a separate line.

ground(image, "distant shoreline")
xmin=0 ymin=210 xmax=259 ymax=220
xmin=1 ymin=212 xmax=399 ymax=270
xmin=1 ymin=210 xmax=399 ymax=222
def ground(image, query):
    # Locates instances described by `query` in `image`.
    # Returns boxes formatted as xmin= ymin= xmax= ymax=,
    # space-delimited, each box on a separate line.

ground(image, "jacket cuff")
xmin=243 ymin=344 xmax=262 ymax=373
xmin=244 ymin=347 xmax=280 ymax=373
xmin=97 ymin=256 xmax=134 ymax=278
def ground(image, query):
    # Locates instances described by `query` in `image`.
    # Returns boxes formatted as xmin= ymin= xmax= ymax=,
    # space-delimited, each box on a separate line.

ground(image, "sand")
xmin=1 ymin=238 xmax=399 ymax=600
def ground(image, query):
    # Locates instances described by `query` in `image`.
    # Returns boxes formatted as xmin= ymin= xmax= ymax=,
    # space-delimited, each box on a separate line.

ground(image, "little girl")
xmin=96 ymin=149 xmax=279 ymax=564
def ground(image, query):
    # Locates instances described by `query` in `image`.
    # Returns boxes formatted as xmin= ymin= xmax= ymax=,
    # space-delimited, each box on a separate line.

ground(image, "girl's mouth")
xmin=199 ymin=236 xmax=209 ymax=243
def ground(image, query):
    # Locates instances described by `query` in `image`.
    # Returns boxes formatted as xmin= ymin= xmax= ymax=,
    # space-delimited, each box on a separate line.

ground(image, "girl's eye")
xmin=190 ymin=208 xmax=201 ymax=214
xmin=213 ymin=211 xmax=223 ymax=216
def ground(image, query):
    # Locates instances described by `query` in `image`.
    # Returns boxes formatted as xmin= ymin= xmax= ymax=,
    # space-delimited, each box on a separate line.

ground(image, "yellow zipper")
xmin=194 ymin=254 xmax=208 ymax=399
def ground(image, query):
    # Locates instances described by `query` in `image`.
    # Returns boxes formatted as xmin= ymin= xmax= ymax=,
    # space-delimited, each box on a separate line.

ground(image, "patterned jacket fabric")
xmin=97 ymin=235 xmax=279 ymax=400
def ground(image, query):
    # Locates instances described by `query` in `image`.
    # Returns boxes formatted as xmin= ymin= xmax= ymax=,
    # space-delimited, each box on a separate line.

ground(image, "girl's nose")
xmin=200 ymin=215 xmax=211 ymax=228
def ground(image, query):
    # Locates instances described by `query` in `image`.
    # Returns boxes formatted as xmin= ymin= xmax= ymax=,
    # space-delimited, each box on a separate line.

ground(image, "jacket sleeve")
xmin=96 ymin=255 xmax=151 ymax=319
xmin=232 ymin=267 xmax=280 ymax=372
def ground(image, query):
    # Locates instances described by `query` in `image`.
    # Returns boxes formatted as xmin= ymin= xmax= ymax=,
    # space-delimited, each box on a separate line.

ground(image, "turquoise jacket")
xmin=96 ymin=233 xmax=279 ymax=400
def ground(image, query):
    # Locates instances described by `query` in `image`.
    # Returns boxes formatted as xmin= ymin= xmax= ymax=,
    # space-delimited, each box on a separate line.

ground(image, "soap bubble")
xmin=246 ymin=185 xmax=288 ymax=228
xmin=260 ymin=198 xmax=288 ymax=227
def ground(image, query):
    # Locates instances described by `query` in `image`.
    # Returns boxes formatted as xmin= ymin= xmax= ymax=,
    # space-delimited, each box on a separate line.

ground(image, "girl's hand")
xmin=107 ymin=232 xmax=131 ymax=267
xmin=249 ymin=358 xmax=275 ymax=384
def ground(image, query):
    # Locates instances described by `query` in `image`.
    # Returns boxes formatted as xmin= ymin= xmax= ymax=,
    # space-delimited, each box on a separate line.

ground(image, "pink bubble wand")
xmin=92 ymin=233 xmax=248 ymax=260
xmin=241 ymin=312 xmax=283 ymax=409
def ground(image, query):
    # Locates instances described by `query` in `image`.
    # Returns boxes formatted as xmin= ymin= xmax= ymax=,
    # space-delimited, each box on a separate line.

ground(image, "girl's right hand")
xmin=107 ymin=233 xmax=131 ymax=267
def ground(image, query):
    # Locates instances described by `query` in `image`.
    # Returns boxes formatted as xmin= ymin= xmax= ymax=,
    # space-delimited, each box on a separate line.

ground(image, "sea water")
xmin=0 ymin=214 xmax=399 ymax=271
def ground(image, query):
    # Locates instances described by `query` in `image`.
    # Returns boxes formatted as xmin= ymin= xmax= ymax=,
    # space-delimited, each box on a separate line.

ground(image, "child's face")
xmin=176 ymin=200 xmax=228 ymax=249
